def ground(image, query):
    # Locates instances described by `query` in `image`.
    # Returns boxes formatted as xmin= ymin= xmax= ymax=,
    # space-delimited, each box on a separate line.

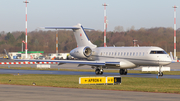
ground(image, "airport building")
xmin=9 ymin=51 xmax=44 ymax=59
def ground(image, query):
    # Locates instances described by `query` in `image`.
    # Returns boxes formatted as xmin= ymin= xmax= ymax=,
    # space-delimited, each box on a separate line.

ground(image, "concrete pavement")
xmin=0 ymin=85 xmax=179 ymax=101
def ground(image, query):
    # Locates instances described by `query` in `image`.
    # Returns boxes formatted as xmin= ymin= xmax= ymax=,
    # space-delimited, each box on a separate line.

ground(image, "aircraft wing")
xmin=14 ymin=59 xmax=120 ymax=66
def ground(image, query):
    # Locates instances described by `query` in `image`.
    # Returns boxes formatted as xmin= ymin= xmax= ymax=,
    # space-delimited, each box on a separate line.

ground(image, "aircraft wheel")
xmin=99 ymin=69 xmax=103 ymax=75
xmin=158 ymin=72 xmax=163 ymax=76
xmin=100 ymin=72 xmax=103 ymax=75
xmin=95 ymin=69 xmax=100 ymax=75
xmin=124 ymin=71 xmax=127 ymax=75
xmin=119 ymin=69 xmax=124 ymax=75
xmin=124 ymin=69 xmax=127 ymax=75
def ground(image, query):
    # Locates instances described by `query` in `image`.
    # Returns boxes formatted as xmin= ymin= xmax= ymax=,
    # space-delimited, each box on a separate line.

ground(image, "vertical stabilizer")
xmin=73 ymin=24 xmax=97 ymax=48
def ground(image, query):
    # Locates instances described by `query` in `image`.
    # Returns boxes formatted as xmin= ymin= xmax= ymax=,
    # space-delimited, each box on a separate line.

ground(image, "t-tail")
xmin=45 ymin=23 xmax=97 ymax=48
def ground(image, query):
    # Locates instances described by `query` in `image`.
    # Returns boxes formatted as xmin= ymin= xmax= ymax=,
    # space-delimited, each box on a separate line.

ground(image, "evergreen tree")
xmin=5 ymin=32 xmax=15 ymax=45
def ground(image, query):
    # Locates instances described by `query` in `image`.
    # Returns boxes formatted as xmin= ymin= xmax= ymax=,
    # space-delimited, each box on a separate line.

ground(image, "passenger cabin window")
xmin=136 ymin=52 xmax=138 ymax=56
xmin=150 ymin=51 xmax=167 ymax=54
xmin=133 ymin=52 xmax=135 ymax=56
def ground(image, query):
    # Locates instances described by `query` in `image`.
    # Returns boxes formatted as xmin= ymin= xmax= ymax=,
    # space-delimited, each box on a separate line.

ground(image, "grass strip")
xmin=0 ymin=74 xmax=180 ymax=94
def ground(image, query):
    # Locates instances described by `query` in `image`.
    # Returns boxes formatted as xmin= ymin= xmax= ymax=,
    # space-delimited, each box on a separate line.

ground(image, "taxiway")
xmin=0 ymin=84 xmax=179 ymax=101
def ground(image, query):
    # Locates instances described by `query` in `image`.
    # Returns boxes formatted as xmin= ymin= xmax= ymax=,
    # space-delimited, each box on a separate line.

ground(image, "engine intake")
xmin=70 ymin=46 xmax=92 ymax=58
xmin=83 ymin=47 xmax=92 ymax=57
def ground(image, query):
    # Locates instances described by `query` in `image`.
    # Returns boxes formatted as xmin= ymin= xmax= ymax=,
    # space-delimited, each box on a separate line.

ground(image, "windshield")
xmin=150 ymin=51 xmax=167 ymax=54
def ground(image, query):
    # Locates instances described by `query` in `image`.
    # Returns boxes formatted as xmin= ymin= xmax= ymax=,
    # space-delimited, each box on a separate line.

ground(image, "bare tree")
xmin=114 ymin=26 xmax=124 ymax=32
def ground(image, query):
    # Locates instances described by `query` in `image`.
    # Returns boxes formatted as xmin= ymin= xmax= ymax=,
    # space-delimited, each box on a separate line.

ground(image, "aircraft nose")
xmin=158 ymin=55 xmax=172 ymax=65
xmin=166 ymin=60 xmax=172 ymax=65
xmin=163 ymin=56 xmax=172 ymax=65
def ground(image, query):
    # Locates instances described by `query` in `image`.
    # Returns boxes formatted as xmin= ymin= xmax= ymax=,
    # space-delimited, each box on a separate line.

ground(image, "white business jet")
xmin=17 ymin=23 xmax=172 ymax=76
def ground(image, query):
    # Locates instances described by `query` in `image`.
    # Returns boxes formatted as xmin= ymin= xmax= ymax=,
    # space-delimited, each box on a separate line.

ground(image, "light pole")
xmin=22 ymin=40 xmax=25 ymax=52
xmin=56 ymin=29 xmax=58 ymax=58
xmin=23 ymin=0 xmax=29 ymax=59
xmin=172 ymin=5 xmax=177 ymax=60
xmin=102 ymin=3 xmax=108 ymax=47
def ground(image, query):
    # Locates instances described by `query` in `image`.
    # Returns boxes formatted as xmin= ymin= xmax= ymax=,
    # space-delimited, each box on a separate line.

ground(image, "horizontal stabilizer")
xmin=45 ymin=27 xmax=93 ymax=30
xmin=45 ymin=27 xmax=79 ymax=29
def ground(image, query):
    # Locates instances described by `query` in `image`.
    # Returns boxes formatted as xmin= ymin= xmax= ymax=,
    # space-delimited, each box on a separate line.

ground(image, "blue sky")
xmin=0 ymin=0 xmax=180 ymax=32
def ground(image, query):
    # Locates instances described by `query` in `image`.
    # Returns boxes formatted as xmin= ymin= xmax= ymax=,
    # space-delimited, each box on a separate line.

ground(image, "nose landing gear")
xmin=158 ymin=65 xmax=163 ymax=76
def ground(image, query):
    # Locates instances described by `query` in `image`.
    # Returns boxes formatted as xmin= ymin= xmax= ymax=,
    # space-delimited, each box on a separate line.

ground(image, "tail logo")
xmin=80 ymin=33 xmax=82 ymax=36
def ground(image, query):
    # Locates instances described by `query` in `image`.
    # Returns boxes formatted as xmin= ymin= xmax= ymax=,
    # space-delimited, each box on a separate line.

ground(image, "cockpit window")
xmin=150 ymin=51 xmax=167 ymax=54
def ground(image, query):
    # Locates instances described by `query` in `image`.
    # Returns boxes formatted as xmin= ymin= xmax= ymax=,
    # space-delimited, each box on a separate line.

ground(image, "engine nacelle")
xmin=70 ymin=46 xmax=92 ymax=59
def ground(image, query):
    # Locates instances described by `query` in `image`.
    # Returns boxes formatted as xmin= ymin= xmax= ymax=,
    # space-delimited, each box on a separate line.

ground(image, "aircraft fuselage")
xmin=88 ymin=46 xmax=171 ymax=69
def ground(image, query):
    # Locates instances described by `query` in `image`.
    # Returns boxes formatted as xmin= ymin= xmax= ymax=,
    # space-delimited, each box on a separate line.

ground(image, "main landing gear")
xmin=119 ymin=69 xmax=127 ymax=75
xmin=95 ymin=68 xmax=103 ymax=75
xmin=95 ymin=68 xmax=128 ymax=75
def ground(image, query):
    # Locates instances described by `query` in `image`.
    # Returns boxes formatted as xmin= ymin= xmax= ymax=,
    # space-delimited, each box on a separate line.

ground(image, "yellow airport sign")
xmin=79 ymin=77 xmax=106 ymax=84
xmin=79 ymin=76 xmax=121 ymax=84
xmin=114 ymin=76 xmax=121 ymax=84
xmin=106 ymin=77 xmax=114 ymax=83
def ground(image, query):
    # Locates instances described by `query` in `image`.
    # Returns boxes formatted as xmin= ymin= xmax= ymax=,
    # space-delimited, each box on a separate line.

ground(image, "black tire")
xmin=124 ymin=71 xmax=127 ymax=75
xmin=161 ymin=72 xmax=163 ymax=76
xmin=100 ymin=72 xmax=103 ymax=75
xmin=119 ymin=69 xmax=124 ymax=75
xmin=158 ymin=72 xmax=163 ymax=76
xmin=124 ymin=69 xmax=127 ymax=75
xmin=95 ymin=69 xmax=100 ymax=75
